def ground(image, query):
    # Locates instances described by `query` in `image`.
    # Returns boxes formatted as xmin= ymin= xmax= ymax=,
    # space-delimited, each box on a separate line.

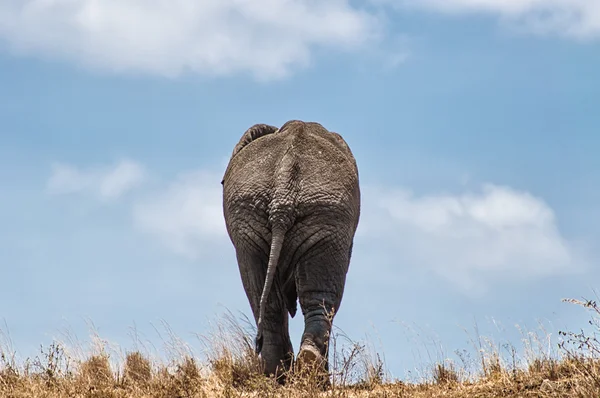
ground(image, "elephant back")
xmin=223 ymin=121 xmax=360 ymax=233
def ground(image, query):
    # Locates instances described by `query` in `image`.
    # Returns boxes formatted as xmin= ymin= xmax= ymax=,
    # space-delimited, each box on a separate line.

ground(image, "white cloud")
xmin=47 ymin=159 xmax=146 ymax=200
xmin=379 ymin=0 xmax=600 ymax=39
xmin=360 ymin=183 xmax=581 ymax=293
xmin=0 ymin=0 xmax=380 ymax=80
xmin=132 ymin=171 xmax=227 ymax=259
xmin=115 ymin=163 xmax=582 ymax=294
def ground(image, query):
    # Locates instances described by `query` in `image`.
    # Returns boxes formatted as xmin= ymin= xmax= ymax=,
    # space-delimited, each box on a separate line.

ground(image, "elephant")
xmin=221 ymin=120 xmax=361 ymax=381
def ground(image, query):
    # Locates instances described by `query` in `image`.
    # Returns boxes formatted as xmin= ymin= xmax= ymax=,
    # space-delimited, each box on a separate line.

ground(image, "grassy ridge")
xmin=1 ymin=299 xmax=599 ymax=397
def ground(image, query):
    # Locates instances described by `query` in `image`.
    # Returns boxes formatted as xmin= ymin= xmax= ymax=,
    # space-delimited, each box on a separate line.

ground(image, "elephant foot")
xmin=259 ymin=340 xmax=294 ymax=383
xmin=297 ymin=343 xmax=320 ymax=368
xmin=295 ymin=342 xmax=329 ymax=388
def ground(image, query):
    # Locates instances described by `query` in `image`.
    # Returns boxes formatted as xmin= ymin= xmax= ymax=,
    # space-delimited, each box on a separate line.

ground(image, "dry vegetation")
xmin=1 ymin=299 xmax=599 ymax=397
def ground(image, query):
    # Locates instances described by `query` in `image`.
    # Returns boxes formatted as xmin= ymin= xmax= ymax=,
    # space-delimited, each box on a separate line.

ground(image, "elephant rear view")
xmin=222 ymin=120 xmax=361 ymax=380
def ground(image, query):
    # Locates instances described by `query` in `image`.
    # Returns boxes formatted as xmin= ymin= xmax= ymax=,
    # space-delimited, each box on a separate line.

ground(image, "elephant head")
xmin=221 ymin=120 xmax=361 ymax=382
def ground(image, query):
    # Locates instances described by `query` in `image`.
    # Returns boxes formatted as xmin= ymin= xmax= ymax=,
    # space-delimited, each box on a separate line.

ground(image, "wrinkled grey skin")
xmin=221 ymin=120 xmax=360 ymax=379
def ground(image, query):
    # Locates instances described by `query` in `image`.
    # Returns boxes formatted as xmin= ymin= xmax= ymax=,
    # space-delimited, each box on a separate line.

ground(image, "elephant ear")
xmin=222 ymin=123 xmax=278 ymax=185
xmin=230 ymin=123 xmax=278 ymax=159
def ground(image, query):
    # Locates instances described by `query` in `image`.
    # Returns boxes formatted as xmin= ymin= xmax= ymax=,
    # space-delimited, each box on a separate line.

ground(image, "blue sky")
xmin=0 ymin=0 xmax=599 ymax=381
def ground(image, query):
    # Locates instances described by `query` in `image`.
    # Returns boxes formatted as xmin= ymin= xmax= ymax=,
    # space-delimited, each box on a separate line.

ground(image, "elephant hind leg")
xmin=234 ymin=245 xmax=294 ymax=377
xmin=295 ymin=308 xmax=332 ymax=388
xmin=259 ymin=301 xmax=294 ymax=380
xmin=294 ymin=227 xmax=351 ymax=378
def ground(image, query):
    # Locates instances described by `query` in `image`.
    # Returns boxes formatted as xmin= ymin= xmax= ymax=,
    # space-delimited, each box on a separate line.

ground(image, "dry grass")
xmin=1 ymin=298 xmax=599 ymax=397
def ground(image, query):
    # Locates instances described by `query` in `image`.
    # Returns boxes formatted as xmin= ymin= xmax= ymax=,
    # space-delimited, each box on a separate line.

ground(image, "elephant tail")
xmin=255 ymin=147 xmax=297 ymax=354
xmin=255 ymin=225 xmax=287 ymax=354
